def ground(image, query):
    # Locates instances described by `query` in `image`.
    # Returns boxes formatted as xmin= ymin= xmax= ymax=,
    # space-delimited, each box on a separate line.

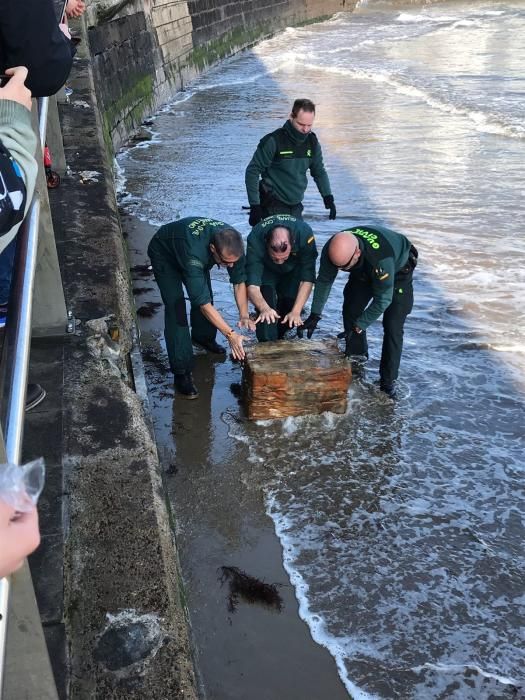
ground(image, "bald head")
xmin=328 ymin=232 xmax=361 ymax=269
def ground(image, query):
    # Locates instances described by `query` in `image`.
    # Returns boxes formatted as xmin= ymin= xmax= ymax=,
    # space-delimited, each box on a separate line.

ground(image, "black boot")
xmin=379 ymin=380 xmax=397 ymax=398
xmin=174 ymin=372 xmax=199 ymax=399
xmin=192 ymin=338 xmax=226 ymax=354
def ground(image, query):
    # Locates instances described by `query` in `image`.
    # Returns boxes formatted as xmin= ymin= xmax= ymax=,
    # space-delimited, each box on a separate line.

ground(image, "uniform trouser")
xmin=148 ymin=243 xmax=216 ymax=375
xmin=257 ymin=267 xmax=302 ymax=342
xmin=260 ymin=182 xmax=303 ymax=220
xmin=343 ymin=267 xmax=414 ymax=385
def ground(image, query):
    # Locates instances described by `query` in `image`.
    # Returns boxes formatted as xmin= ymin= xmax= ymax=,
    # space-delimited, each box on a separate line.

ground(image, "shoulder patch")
xmin=374 ymin=266 xmax=389 ymax=281
xmin=307 ymin=236 xmax=315 ymax=244
xmin=188 ymin=257 xmax=204 ymax=269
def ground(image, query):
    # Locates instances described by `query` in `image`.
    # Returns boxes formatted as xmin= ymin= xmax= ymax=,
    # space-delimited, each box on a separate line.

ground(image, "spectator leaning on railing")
xmin=0 ymin=67 xmax=45 ymax=411
xmin=0 ymin=0 xmax=75 ymax=409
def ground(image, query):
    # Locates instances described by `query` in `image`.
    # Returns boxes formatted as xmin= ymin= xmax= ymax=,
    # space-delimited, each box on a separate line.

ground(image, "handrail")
xmin=0 ymin=96 xmax=48 ymax=697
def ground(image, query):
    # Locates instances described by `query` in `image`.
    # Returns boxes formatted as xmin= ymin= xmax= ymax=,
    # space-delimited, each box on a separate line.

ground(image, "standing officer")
xmin=246 ymin=214 xmax=318 ymax=341
xmin=245 ymin=98 xmax=336 ymax=226
xmin=148 ymin=217 xmax=255 ymax=398
xmin=301 ymin=225 xmax=418 ymax=397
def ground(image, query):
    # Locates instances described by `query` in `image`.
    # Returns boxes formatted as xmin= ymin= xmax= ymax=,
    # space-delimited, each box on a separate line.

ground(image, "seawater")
xmin=118 ymin=2 xmax=525 ymax=697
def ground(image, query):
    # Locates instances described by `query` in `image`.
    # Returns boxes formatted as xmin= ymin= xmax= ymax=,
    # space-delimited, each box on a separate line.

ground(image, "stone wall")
xmin=86 ymin=0 xmax=356 ymax=151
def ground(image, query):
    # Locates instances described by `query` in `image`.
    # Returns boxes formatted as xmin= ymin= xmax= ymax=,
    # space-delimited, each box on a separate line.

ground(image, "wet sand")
xmin=123 ymin=212 xmax=350 ymax=699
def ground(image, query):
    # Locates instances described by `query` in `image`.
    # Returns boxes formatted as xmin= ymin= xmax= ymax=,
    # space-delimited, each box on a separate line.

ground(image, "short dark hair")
xmin=291 ymin=99 xmax=315 ymax=117
xmin=213 ymin=227 xmax=244 ymax=258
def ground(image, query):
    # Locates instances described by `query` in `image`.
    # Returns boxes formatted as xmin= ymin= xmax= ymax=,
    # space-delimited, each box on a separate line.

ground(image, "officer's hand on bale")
xmin=297 ymin=313 xmax=321 ymax=339
xmin=323 ymin=195 xmax=336 ymax=220
xmin=249 ymin=204 xmax=263 ymax=227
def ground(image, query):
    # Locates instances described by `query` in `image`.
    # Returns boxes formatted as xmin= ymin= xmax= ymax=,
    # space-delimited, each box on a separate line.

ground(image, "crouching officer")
xmin=147 ymin=217 xmax=255 ymax=398
xmin=301 ymin=225 xmax=418 ymax=397
xmin=246 ymin=214 xmax=318 ymax=341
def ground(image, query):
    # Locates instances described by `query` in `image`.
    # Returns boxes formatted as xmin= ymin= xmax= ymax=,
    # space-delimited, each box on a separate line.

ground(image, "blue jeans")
xmin=0 ymin=238 xmax=16 ymax=304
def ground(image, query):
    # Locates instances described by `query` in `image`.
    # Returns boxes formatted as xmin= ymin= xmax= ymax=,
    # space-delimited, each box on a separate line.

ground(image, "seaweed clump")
xmin=137 ymin=302 xmax=162 ymax=318
xmin=218 ymin=566 xmax=283 ymax=614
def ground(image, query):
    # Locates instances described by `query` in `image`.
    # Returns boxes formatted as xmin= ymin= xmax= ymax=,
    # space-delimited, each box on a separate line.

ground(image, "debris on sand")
xmin=218 ymin=566 xmax=283 ymax=614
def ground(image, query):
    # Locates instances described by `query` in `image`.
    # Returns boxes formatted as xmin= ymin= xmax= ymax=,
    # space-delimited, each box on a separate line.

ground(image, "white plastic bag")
xmin=0 ymin=458 xmax=45 ymax=511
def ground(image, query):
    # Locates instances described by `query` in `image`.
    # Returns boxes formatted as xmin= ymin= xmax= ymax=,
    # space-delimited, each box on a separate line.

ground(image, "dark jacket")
xmin=245 ymin=120 xmax=332 ymax=206
xmin=246 ymin=214 xmax=318 ymax=287
xmin=311 ymin=225 xmax=412 ymax=329
xmin=0 ymin=0 xmax=73 ymax=97
xmin=147 ymin=217 xmax=246 ymax=307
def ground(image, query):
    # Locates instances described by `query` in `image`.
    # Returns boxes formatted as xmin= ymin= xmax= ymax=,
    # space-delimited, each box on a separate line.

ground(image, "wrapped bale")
xmin=242 ymin=339 xmax=352 ymax=420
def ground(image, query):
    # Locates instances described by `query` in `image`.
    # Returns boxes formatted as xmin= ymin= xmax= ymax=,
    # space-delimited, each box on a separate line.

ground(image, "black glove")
xmin=297 ymin=313 xmax=321 ymax=339
xmin=323 ymin=194 xmax=336 ymax=220
xmin=249 ymin=204 xmax=263 ymax=227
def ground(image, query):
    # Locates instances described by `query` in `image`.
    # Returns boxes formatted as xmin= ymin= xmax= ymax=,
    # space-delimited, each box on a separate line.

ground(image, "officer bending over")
xmin=302 ymin=226 xmax=418 ymax=398
xmin=245 ymin=98 xmax=336 ymax=226
xmin=148 ymin=217 xmax=255 ymax=398
xmin=246 ymin=214 xmax=318 ymax=342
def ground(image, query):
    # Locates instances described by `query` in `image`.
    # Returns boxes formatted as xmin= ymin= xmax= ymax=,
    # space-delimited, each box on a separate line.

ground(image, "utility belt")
xmin=398 ymin=244 xmax=418 ymax=276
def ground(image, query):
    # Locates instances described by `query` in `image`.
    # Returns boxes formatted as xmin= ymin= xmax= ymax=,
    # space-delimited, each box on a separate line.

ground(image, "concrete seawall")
xmin=86 ymin=0 xmax=356 ymax=150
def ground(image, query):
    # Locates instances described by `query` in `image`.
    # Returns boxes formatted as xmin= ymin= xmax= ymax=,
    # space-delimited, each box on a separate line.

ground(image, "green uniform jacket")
xmin=311 ymin=225 xmax=412 ymax=330
xmin=245 ymin=120 xmax=332 ymax=206
xmin=246 ymin=214 xmax=318 ymax=287
xmin=150 ymin=217 xmax=246 ymax=306
xmin=0 ymin=100 xmax=37 ymax=255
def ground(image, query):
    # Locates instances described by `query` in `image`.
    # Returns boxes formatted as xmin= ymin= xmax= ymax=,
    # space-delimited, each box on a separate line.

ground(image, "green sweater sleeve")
xmin=183 ymin=257 xmax=213 ymax=307
xmin=0 ymin=100 xmax=38 ymax=254
xmin=309 ymin=141 xmax=332 ymax=198
xmin=245 ymin=135 xmax=277 ymax=205
xmin=310 ymin=245 xmax=338 ymax=316
xmin=355 ymin=258 xmax=396 ymax=330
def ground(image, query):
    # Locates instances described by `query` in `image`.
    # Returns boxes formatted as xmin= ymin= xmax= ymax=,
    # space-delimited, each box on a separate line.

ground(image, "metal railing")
xmin=0 ymin=97 xmax=50 ymax=696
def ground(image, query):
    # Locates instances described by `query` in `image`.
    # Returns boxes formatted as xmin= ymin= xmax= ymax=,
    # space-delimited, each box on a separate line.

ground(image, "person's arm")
xmin=355 ymin=259 xmax=396 ymax=330
xmin=310 ymin=245 xmax=338 ymax=317
xmin=0 ymin=499 xmax=40 ymax=579
xmin=233 ymin=282 xmax=256 ymax=331
xmin=0 ymin=0 xmax=73 ymax=97
xmin=199 ymin=303 xmax=247 ymax=361
xmin=281 ymin=281 xmax=313 ymax=328
xmin=309 ymin=140 xmax=332 ymax=198
xmin=226 ymin=254 xmax=256 ymax=331
xmin=282 ymin=230 xmax=317 ymax=327
xmin=0 ymin=67 xmax=38 ymax=254
xmin=245 ymin=135 xmax=277 ymax=205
